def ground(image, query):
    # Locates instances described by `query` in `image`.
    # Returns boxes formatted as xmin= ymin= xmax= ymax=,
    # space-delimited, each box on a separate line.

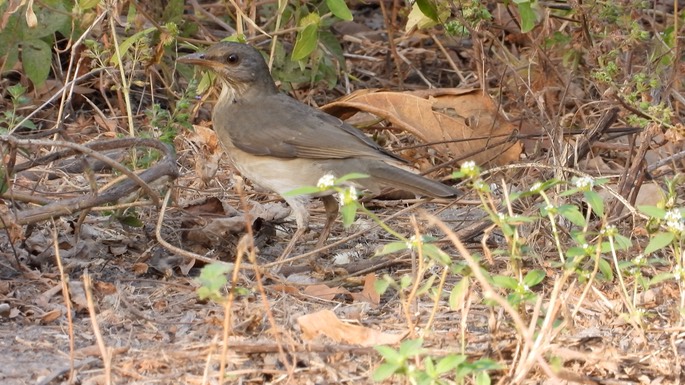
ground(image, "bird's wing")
xmin=217 ymin=94 xmax=407 ymax=162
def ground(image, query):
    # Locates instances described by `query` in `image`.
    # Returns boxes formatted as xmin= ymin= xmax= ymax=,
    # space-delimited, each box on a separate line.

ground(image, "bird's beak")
xmin=178 ymin=52 xmax=207 ymax=65
xmin=177 ymin=52 xmax=220 ymax=68
xmin=178 ymin=52 xmax=226 ymax=73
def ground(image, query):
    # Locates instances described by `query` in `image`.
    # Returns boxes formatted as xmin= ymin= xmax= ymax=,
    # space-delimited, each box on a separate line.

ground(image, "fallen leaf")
xmin=303 ymin=284 xmax=350 ymax=301
xmin=93 ymin=280 xmax=117 ymax=295
xmin=39 ymin=308 xmax=61 ymax=324
xmin=94 ymin=113 xmax=118 ymax=132
xmin=188 ymin=124 xmax=222 ymax=184
xmin=322 ymin=88 xmax=522 ymax=168
xmin=269 ymin=284 xmax=301 ymax=296
xmin=68 ymin=281 xmax=89 ymax=312
xmin=350 ymin=273 xmax=380 ymax=307
xmin=132 ymin=262 xmax=149 ymax=276
xmin=297 ymin=309 xmax=404 ymax=346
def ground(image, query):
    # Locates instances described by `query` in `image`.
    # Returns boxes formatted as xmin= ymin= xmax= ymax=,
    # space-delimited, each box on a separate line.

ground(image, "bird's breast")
xmin=225 ymin=148 xmax=335 ymax=197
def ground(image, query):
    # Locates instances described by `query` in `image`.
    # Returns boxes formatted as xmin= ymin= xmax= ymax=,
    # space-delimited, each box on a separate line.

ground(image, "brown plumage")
xmin=179 ymin=42 xmax=457 ymax=257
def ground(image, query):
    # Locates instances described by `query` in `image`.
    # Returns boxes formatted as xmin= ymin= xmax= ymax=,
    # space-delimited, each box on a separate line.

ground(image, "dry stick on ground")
xmin=610 ymin=123 xmax=660 ymax=217
xmin=564 ymin=107 xmax=619 ymax=167
xmin=155 ymin=189 xmax=238 ymax=266
xmin=0 ymin=136 xmax=178 ymax=226
xmin=83 ymin=270 xmax=113 ymax=385
xmin=52 ymin=220 xmax=75 ymax=383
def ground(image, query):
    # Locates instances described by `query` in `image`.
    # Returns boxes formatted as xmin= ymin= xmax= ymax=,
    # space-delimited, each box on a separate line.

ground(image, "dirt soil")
xmin=1 ymin=1 xmax=685 ymax=384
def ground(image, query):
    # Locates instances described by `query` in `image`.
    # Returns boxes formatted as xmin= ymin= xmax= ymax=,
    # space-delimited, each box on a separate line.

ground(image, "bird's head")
xmin=178 ymin=42 xmax=276 ymax=98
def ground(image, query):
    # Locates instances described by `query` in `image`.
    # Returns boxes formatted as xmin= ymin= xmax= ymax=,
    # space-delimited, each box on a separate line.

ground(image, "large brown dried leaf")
xmin=297 ymin=309 xmax=404 ymax=346
xmin=186 ymin=124 xmax=222 ymax=184
xmin=322 ymin=88 xmax=521 ymax=167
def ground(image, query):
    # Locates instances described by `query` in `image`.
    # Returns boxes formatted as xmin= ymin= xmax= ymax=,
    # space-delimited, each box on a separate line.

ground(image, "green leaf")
xmin=198 ymin=69 xmax=218 ymax=92
xmin=1 ymin=45 xmax=19 ymax=72
xmin=644 ymin=232 xmax=674 ymax=254
xmin=340 ymin=201 xmax=357 ymax=228
xmin=398 ymin=338 xmax=424 ymax=356
xmin=415 ymin=0 xmax=439 ymax=22
xmin=283 ymin=186 xmax=321 ymax=197
xmin=523 ymin=269 xmax=545 ymax=287
xmin=436 ymin=354 xmax=467 ymax=374
xmin=335 ymin=172 xmax=369 ymax=183
xmin=584 ymin=190 xmax=604 ymax=217
xmin=0 ymin=9 xmax=21 ymax=56
xmin=513 ymin=0 xmax=537 ymax=33
xmin=374 ymin=345 xmax=403 ymax=363
xmin=422 ymin=243 xmax=451 ymax=265
xmin=292 ymin=13 xmax=320 ymax=61
xmin=491 ymin=275 xmax=518 ymax=290
xmin=558 ymin=204 xmax=586 ymax=227
xmin=317 ymin=29 xmax=346 ymax=70
xmin=161 ymin=0 xmax=184 ymax=23
xmin=424 ymin=356 xmax=436 ymax=377
xmin=598 ymin=258 xmax=613 ymax=281
xmin=283 ymin=186 xmax=322 ymax=196
xmin=0 ymin=164 xmax=9 ymax=195
xmin=475 ymin=371 xmax=492 ymax=385
xmin=611 ymin=234 xmax=633 ymax=250
xmin=79 ymin=0 xmax=100 ymax=11
xmin=448 ymin=278 xmax=469 ymax=310
xmin=116 ymin=27 xmax=156 ymax=63
xmin=372 ymin=362 xmax=401 ymax=381
xmin=638 ymin=205 xmax=666 ymax=219
xmin=400 ymin=274 xmax=412 ymax=289
xmin=376 ymin=241 xmax=409 ymax=256
xmin=196 ymin=262 xmax=233 ymax=301
xmin=325 ymin=0 xmax=353 ymax=21
xmin=649 ymin=272 xmax=674 ymax=286
xmin=416 ymin=274 xmax=436 ymax=296
xmin=118 ymin=215 xmax=144 ymax=228
xmin=24 ymin=2 xmax=70 ymax=40
xmin=565 ymin=247 xmax=585 ymax=258
xmin=22 ymin=39 xmax=52 ymax=86
xmin=374 ymin=278 xmax=390 ymax=295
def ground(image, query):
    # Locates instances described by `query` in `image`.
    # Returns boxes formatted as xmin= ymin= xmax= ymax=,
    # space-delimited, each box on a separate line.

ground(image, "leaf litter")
xmin=0 ymin=2 xmax=683 ymax=384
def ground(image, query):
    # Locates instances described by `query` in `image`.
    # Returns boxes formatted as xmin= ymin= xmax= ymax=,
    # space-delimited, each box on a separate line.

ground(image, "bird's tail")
xmin=368 ymin=163 xmax=458 ymax=198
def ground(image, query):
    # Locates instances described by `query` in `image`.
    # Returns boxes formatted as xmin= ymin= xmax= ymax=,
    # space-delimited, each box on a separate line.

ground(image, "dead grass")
xmin=1 ymin=1 xmax=684 ymax=384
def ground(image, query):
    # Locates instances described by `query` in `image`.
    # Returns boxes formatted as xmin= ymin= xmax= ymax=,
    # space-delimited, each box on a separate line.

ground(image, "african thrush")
xmin=179 ymin=42 xmax=457 ymax=257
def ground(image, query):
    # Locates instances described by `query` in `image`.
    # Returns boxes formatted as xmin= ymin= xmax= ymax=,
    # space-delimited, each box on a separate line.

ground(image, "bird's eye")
xmin=226 ymin=53 xmax=239 ymax=64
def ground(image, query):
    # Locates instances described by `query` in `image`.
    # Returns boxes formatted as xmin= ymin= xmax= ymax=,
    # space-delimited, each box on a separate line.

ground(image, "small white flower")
xmin=633 ymin=254 xmax=644 ymax=265
xmin=665 ymin=209 xmax=685 ymax=234
xmin=406 ymin=235 xmax=417 ymax=250
xmin=575 ymin=176 xmax=594 ymax=191
xmin=664 ymin=209 xmax=682 ymax=223
xmin=338 ymin=186 xmax=358 ymax=205
xmin=460 ymin=160 xmax=480 ymax=178
xmin=317 ymin=174 xmax=336 ymax=189
xmin=473 ymin=179 xmax=487 ymax=191
xmin=600 ymin=225 xmax=617 ymax=236
xmin=529 ymin=182 xmax=543 ymax=193
xmin=461 ymin=160 xmax=476 ymax=171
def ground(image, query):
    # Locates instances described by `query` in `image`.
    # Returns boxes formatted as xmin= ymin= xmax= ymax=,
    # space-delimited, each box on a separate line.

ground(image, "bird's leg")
xmin=278 ymin=196 xmax=310 ymax=261
xmin=316 ymin=195 xmax=339 ymax=249
xmin=278 ymin=226 xmax=307 ymax=262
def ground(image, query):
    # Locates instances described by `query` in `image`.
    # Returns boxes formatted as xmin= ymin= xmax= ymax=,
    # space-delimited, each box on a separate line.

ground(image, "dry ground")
xmin=1 ymin=1 xmax=684 ymax=384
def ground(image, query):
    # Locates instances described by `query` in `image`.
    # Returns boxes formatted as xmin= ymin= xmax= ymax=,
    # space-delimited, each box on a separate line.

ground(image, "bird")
xmin=178 ymin=42 xmax=458 ymax=258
